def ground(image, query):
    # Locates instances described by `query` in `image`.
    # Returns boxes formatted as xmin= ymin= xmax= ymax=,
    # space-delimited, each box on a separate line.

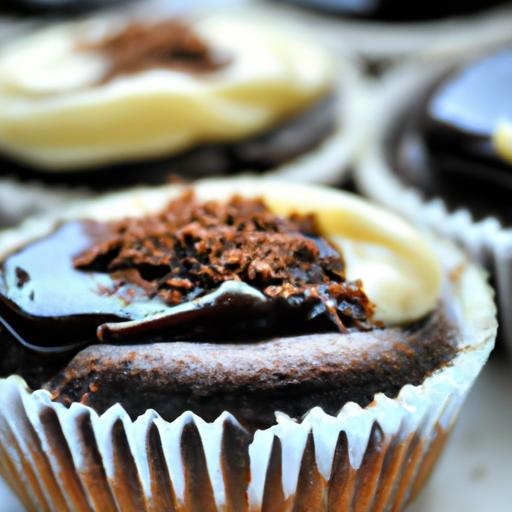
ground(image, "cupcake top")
xmin=391 ymin=47 xmax=512 ymax=222
xmin=426 ymin=48 xmax=512 ymax=181
xmin=275 ymin=0 xmax=511 ymax=21
xmin=0 ymin=179 xmax=451 ymax=429
xmin=0 ymin=15 xmax=333 ymax=173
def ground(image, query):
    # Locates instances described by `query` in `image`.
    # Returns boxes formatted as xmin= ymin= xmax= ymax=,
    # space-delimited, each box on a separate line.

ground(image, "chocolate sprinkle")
xmin=15 ymin=267 xmax=30 ymax=288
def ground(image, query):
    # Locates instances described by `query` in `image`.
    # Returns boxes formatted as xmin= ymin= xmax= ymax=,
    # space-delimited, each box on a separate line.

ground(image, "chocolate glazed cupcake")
xmin=253 ymin=0 xmax=512 ymax=72
xmin=0 ymin=12 xmax=361 ymax=227
xmin=356 ymin=49 xmax=512 ymax=353
xmin=0 ymin=178 xmax=495 ymax=511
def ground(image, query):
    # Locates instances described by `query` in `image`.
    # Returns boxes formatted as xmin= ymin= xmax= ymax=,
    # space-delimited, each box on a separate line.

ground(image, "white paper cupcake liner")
xmin=0 ymin=233 xmax=496 ymax=511
xmin=242 ymin=1 xmax=512 ymax=67
xmin=355 ymin=63 xmax=512 ymax=353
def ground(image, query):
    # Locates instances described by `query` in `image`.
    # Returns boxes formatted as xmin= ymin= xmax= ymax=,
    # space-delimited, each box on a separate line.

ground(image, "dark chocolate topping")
xmin=276 ymin=0 xmax=510 ymax=21
xmin=81 ymin=20 xmax=228 ymax=83
xmin=391 ymin=48 xmax=512 ymax=223
xmin=0 ymin=193 xmax=375 ymax=352
xmin=424 ymin=49 xmax=512 ymax=191
xmin=428 ymin=50 xmax=512 ymax=138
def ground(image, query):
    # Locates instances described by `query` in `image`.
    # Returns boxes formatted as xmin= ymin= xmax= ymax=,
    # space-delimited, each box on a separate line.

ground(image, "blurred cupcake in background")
xmin=254 ymin=0 xmax=512 ymax=72
xmin=0 ymin=10 xmax=362 ymax=226
xmin=0 ymin=178 xmax=496 ymax=511
xmin=356 ymin=46 xmax=512 ymax=353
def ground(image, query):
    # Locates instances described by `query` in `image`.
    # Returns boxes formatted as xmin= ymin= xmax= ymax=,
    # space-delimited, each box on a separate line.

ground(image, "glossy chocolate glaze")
xmin=391 ymin=49 xmax=512 ymax=224
xmin=0 ymin=221 xmax=142 ymax=351
xmin=0 ymin=93 xmax=336 ymax=188
xmin=0 ymin=204 xmax=374 ymax=349
xmin=275 ymin=0 xmax=510 ymax=21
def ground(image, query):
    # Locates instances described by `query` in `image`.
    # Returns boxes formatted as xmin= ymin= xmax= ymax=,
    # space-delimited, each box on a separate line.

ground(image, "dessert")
xmin=0 ymin=13 xmax=359 ymax=226
xmin=0 ymin=178 xmax=496 ymax=510
xmin=356 ymin=48 xmax=512 ymax=350
xmin=396 ymin=48 xmax=512 ymax=220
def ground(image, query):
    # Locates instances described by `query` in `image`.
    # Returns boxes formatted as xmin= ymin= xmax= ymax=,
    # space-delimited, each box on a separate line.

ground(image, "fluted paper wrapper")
xmin=356 ymin=63 xmax=512 ymax=354
xmin=0 ymin=241 xmax=496 ymax=512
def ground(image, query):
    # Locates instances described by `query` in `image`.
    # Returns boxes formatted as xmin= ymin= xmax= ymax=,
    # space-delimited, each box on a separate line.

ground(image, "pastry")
xmin=0 ymin=178 xmax=496 ymax=510
xmin=0 ymin=14 xmax=360 ymax=225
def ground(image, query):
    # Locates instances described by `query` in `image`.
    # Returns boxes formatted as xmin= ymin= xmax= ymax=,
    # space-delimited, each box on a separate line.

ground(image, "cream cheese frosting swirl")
xmin=0 ymin=16 xmax=333 ymax=172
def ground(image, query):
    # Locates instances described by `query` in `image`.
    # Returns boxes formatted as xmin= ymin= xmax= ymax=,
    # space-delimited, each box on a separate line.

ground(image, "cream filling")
xmin=53 ymin=178 xmax=440 ymax=325
xmin=492 ymin=119 xmax=512 ymax=164
xmin=0 ymin=16 xmax=333 ymax=171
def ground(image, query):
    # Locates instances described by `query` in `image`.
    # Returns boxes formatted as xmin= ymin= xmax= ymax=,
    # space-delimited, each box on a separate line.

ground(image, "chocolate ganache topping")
xmin=393 ymin=48 xmax=512 ymax=222
xmin=82 ymin=20 xmax=229 ymax=83
xmin=0 ymin=192 xmax=376 ymax=354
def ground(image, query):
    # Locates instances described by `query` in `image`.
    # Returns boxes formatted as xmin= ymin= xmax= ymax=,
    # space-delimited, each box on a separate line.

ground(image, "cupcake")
xmin=254 ymin=0 xmax=512 ymax=71
xmin=0 ymin=11 xmax=360 ymax=226
xmin=356 ymin=47 xmax=512 ymax=352
xmin=0 ymin=178 xmax=496 ymax=510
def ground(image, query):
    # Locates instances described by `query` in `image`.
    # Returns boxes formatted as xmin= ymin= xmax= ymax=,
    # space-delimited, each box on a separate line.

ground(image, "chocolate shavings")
xmin=81 ymin=19 xmax=229 ymax=83
xmin=74 ymin=191 xmax=376 ymax=338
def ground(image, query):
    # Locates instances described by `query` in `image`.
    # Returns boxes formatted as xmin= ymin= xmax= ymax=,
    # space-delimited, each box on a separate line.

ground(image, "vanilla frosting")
xmin=26 ymin=178 xmax=440 ymax=325
xmin=493 ymin=119 xmax=512 ymax=165
xmin=0 ymin=16 xmax=333 ymax=171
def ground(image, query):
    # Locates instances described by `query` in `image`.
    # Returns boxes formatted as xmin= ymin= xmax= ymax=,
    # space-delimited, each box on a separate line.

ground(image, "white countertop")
xmin=1 ymin=357 xmax=510 ymax=512
xmin=411 ymin=356 xmax=512 ymax=512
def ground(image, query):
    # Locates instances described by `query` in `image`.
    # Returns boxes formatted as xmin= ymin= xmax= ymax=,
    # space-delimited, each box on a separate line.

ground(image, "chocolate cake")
xmin=0 ymin=182 xmax=456 ymax=431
